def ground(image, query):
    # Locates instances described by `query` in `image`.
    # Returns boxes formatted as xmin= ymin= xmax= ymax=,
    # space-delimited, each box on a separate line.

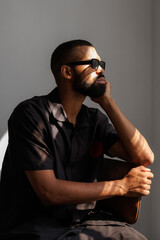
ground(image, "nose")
xmin=96 ymin=65 xmax=104 ymax=75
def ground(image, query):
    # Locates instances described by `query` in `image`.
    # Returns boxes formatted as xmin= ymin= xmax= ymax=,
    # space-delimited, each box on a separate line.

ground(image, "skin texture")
xmin=25 ymin=46 xmax=154 ymax=206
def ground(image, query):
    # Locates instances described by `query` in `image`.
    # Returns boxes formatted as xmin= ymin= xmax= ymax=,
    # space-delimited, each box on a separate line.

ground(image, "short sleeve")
xmin=95 ymin=110 xmax=119 ymax=155
xmin=8 ymin=102 xmax=54 ymax=171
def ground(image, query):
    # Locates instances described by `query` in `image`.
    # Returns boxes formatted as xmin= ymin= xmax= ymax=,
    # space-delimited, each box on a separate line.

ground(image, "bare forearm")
xmin=26 ymin=166 xmax=153 ymax=207
xmin=101 ymin=96 xmax=154 ymax=166
xmin=42 ymin=178 xmax=123 ymax=206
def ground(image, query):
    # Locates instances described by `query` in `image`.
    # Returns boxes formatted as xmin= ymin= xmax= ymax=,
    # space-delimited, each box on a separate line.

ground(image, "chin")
xmin=88 ymin=85 xmax=106 ymax=98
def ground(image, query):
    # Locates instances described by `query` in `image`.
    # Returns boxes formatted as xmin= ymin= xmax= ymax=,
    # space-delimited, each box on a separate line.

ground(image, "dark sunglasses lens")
xmin=92 ymin=59 xmax=99 ymax=69
xmin=100 ymin=61 xmax=105 ymax=70
xmin=91 ymin=59 xmax=105 ymax=70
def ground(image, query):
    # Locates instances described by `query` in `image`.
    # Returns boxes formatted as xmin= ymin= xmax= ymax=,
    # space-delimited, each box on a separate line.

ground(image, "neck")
xmin=58 ymin=87 xmax=85 ymax=126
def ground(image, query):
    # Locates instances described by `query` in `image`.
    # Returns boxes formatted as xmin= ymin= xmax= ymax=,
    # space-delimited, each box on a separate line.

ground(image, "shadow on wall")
xmin=0 ymin=131 xmax=8 ymax=170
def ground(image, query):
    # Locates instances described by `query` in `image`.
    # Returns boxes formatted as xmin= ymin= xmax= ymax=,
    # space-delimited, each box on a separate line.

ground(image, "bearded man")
xmin=0 ymin=39 xmax=154 ymax=240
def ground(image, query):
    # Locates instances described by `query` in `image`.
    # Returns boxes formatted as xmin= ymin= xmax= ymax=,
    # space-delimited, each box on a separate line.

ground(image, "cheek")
xmin=80 ymin=71 xmax=97 ymax=84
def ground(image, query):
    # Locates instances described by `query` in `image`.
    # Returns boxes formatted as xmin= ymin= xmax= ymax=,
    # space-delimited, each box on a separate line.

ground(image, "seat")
xmin=96 ymin=158 xmax=140 ymax=224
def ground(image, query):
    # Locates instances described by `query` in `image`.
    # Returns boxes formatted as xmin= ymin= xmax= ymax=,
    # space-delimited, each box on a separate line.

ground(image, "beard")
xmin=73 ymin=74 xmax=106 ymax=98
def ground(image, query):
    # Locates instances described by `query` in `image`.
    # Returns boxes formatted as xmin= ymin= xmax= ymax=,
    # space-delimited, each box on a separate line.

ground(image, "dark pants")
xmin=0 ymin=212 xmax=147 ymax=240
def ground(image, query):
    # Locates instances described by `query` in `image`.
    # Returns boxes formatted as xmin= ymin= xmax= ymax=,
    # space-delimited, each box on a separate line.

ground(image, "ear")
xmin=61 ymin=65 xmax=72 ymax=79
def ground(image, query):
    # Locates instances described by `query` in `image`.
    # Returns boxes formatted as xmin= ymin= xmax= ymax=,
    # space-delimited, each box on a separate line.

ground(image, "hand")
xmin=121 ymin=166 xmax=154 ymax=197
xmin=91 ymin=81 xmax=112 ymax=108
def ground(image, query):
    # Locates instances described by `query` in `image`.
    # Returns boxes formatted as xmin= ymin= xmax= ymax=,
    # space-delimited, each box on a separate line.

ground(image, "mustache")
xmin=97 ymin=74 xmax=105 ymax=80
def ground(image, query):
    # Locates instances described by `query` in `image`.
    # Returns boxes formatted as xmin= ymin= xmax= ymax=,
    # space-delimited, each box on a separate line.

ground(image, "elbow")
xmin=40 ymin=193 xmax=61 ymax=207
xmin=130 ymin=151 xmax=155 ymax=167
xmin=39 ymin=191 xmax=53 ymax=206
xmin=39 ymin=188 xmax=64 ymax=206
xmin=149 ymin=151 xmax=154 ymax=165
xmin=143 ymin=151 xmax=154 ymax=166
xmin=38 ymin=188 xmax=58 ymax=206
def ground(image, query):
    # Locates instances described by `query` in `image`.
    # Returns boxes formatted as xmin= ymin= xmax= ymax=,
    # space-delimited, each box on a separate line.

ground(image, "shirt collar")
xmin=47 ymin=88 xmax=68 ymax=122
xmin=46 ymin=87 xmax=91 ymax=127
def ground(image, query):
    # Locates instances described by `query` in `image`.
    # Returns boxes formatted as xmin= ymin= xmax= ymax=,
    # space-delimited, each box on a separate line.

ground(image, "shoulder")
xmin=16 ymin=94 xmax=48 ymax=111
xmin=82 ymin=104 xmax=108 ymax=121
xmin=9 ymin=93 xmax=50 ymax=126
xmin=10 ymin=88 xmax=60 ymax=122
xmin=79 ymin=104 xmax=110 ymax=127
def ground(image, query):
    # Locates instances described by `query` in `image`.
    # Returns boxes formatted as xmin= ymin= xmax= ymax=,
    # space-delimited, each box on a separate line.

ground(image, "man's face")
xmin=70 ymin=46 xmax=106 ymax=98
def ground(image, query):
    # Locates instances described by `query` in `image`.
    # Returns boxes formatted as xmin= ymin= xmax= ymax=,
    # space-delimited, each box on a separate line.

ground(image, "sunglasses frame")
xmin=67 ymin=58 xmax=105 ymax=70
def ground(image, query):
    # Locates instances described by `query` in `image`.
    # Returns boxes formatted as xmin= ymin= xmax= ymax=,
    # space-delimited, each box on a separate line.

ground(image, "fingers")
xmin=142 ymin=169 xmax=154 ymax=180
xmin=138 ymin=167 xmax=153 ymax=195
xmin=141 ymin=184 xmax=151 ymax=196
xmin=134 ymin=166 xmax=154 ymax=179
xmin=141 ymin=171 xmax=154 ymax=181
xmin=147 ymin=179 xmax=152 ymax=185
xmin=123 ymin=166 xmax=154 ymax=197
xmin=145 ymin=183 xmax=151 ymax=190
xmin=136 ymin=165 xmax=151 ymax=172
xmin=135 ymin=182 xmax=151 ymax=197
xmin=146 ymin=172 xmax=154 ymax=179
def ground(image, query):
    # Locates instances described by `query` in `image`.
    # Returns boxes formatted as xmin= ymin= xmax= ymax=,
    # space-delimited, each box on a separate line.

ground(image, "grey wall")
xmin=152 ymin=0 xmax=160 ymax=239
xmin=0 ymin=0 xmax=156 ymax=238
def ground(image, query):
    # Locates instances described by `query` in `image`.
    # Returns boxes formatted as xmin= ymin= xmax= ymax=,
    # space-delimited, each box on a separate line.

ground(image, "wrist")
xmin=115 ymin=179 xmax=126 ymax=196
xmin=119 ymin=178 xmax=128 ymax=196
xmin=100 ymin=96 xmax=114 ymax=114
xmin=102 ymin=180 xmax=125 ymax=199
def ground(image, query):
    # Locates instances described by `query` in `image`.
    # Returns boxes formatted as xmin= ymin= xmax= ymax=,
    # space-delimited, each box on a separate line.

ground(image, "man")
xmin=0 ymin=39 xmax=154 ymax=240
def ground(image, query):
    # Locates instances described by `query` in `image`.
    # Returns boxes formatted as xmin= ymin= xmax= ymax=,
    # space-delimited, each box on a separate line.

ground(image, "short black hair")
xmin=50 ymin=39 xmax=94 ymax=83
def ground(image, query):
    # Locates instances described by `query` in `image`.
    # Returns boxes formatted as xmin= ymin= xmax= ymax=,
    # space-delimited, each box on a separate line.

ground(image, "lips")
xmin=96 ymin=77 xmax=106 ymax=84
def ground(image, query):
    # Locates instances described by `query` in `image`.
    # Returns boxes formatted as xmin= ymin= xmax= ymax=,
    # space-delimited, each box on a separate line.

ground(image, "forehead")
xmin=71 ymin=46 xmax=101 ymax=61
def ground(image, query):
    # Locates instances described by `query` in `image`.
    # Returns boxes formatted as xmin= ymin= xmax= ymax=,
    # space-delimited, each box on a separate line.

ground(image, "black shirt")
xmin=0 ymin=88 xmax=119 ymax=232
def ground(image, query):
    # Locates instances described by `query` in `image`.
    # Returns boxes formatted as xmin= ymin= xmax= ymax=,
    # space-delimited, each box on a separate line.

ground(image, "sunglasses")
xmin=67 ymin=58 xmax=105 ymax=70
